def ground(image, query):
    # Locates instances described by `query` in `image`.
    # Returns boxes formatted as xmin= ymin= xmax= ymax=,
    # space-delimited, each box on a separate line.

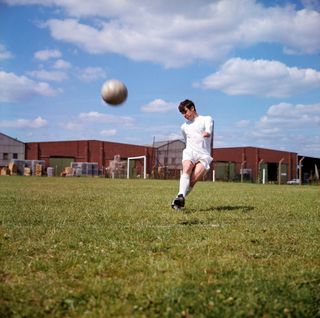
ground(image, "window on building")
xmin=3 ymin=153 xmax=8 ymax=160
xmin=13 ymin=153 xmax=18 ymax=159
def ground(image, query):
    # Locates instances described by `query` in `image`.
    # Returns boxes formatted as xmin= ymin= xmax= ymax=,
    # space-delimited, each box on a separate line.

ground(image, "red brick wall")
xmin=214 ymin=147 xmax=297 ymax=181
xmin=25 ymin=141 xmax=298 ymax=181
xmin=25 ymin=140 xmax=154 ymax=174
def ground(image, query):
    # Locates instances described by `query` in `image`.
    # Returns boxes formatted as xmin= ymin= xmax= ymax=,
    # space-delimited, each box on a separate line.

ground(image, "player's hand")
xmin=202 ymin=131 xmax=210 ymax=138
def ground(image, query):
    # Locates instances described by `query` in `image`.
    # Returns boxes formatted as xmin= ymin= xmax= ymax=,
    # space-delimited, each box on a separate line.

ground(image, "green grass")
xmin=0 ymin=177 xmax=319 ymax=317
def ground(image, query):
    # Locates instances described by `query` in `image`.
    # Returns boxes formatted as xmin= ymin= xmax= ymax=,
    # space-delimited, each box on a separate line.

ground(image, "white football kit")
xmin=181 ymin=115 xmax=213 ymax=170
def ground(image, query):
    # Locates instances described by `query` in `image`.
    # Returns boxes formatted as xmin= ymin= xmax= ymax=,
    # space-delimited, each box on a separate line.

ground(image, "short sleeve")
xmin=205 ymin=116 xmax=213 ymax=134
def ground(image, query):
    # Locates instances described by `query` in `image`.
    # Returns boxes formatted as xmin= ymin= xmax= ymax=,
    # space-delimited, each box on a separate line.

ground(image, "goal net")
xmin=127 ymin=156 xmax=147 ymax=179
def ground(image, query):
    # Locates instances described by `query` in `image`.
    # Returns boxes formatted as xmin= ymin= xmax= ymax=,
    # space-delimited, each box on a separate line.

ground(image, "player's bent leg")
xmin=190 ymin=162 xmax=207 ymax=188
xmin=182 ymin=160 xmax=195 ymax=175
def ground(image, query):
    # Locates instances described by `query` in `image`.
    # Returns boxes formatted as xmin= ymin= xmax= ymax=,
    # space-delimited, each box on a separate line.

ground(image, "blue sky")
xmin=1 ymin=0 xmax=320 ymax=157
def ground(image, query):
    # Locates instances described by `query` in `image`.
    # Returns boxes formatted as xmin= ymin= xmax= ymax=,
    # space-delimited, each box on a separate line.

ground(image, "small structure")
xmin=106 ymin=155 xmax=127 ymax=178
xmin=0 ymin=132 xmax=25 ymax=168
xmin=298 ymin=155 xmax=320 ymax=184
xmin=153 ymin=140 xmax=185 ymax=179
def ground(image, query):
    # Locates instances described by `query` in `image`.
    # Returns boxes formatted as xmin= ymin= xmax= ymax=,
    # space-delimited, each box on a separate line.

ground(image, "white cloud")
xmin=0 ymin=43 xmax=14 ymax=60
xmin=200 ymin=58 xmax=320 ymax=97
xmin=100 ymin=129 xmax=117 ymax=136
xmin=53 ymin=59 xmax=72 ymax=70
xmin=256 ymin=102 xmax=320 ymax=128
xmin=64 ymin=122 xmax=82 ymax=130
xmin=141 ymin=99 xmax=176 ymax=113
xmin=236 ymin=119 xmax=251 ymax=128
xmin=77 ymin=67 xmax=106 ymax=81
xmin=0 ymin=116 xmax=47 ymax=128
xmin=231 ymin=102 xmax=320 ymax=155
xmin=27 ymin=69 xmax=68 ymax=81
xmin=22 ymin=0 xmax=320 ymax=67
xmin=0 ymin=71 xmax=61 ymax=102
xmin=78 ymin=111 xmax=134 ymax=125
xmin=34 ymin=49 xmax=62 ymax=61
xmin=249 ymin=127 xmax=282 ymax=138
xmin=64 ymin=112 xmax=134 ymax=135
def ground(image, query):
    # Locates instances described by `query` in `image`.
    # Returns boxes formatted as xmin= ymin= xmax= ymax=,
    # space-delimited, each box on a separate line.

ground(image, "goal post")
xmin=127 ymin=156 xmax=147 ymax=179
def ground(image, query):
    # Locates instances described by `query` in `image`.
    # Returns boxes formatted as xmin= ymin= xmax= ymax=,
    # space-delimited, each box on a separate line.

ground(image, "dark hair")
xmin=178 ymin=99 xmax=196 ymax=113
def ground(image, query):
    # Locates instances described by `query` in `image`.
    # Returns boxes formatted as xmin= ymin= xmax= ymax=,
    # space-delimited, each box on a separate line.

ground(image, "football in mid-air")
xmin=101 ymin=79 xmax=128 ymax=106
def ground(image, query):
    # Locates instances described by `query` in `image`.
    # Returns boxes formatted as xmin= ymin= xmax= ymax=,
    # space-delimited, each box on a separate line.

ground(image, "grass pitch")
xmin=0 ymin=177 xmax=319 ymax=317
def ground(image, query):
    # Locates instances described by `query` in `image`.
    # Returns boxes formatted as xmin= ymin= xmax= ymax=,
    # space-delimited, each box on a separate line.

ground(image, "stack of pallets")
xmin=8 ymin=162 xmax=17 ymax=175
xmin=65 ymin=167 xmax=74 ymax=177
xmin=35 ymin=164 xmax=42 ymax=176
xmin=24 ymin=167 xmax=31 ymax=176
xmin=1 ymin=167 xmax=10 ymax=176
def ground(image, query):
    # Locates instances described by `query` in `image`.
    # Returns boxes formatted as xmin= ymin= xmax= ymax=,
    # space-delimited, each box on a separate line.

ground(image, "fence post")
xmin=278 ymin=158 xmax=284 ymax=185
xmin=298 ymin=157 xmax=304 ymax=185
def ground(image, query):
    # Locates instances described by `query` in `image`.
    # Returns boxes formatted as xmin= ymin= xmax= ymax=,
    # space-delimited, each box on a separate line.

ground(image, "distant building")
xmin=23 ymin=140 xmax=320 ymax=183
xmin=1 ymin=132 xmax=319 ymax=182
xmin=213 ymin=146 xmax=298 ymax=183
xmin=25 ymin=139 xmax=154 ymax=176
xmin=0 ymin=132 xmax=25 ymax=167
xmin=298 ymin=155 xmax=320 ymax=183
xmin=153 ymin=140 xmax=185 ymax=179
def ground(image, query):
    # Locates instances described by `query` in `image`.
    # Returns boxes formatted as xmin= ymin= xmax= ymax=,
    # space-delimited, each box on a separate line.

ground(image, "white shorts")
xmin=182 ymin=148 xmax=213 ymax=171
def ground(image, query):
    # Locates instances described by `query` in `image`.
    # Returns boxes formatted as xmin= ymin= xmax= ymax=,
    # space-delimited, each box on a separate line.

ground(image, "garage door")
xmin=49 ymin=157 xmax=74 ymax=176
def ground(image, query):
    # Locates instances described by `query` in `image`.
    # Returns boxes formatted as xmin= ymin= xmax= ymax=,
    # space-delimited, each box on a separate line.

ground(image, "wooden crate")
xmin=35 ymin=164 xmax=42 ymax=176
xmin=24 ymin=167 xmax=31 ymax=176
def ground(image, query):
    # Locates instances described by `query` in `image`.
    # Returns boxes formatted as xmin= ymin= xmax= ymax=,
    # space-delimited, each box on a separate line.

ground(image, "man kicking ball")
xmin=171 ymin=99 xmax=214 ymax=210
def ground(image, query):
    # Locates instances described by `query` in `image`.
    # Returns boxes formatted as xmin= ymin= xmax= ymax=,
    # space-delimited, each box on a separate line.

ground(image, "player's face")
xmin=181 ymin=106 xmax=196 ymax=120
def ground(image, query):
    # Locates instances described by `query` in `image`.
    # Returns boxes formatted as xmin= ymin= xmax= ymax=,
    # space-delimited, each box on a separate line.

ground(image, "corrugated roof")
xmin=152 ymin=139 xmax=185 ymax=148
xmin=0 ymin=132 xmax=24 ymax=144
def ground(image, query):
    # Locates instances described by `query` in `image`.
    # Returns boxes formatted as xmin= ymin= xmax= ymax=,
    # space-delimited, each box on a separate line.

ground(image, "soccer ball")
xmin=101 ymin=79 xmax=128 ymax=106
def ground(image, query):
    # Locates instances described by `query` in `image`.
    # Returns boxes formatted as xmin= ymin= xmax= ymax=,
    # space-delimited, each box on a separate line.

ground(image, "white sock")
xmin=186 ymin=186 xmax=193 ymax=197
xmin=178 ymin=173 xmax=190 ymax=197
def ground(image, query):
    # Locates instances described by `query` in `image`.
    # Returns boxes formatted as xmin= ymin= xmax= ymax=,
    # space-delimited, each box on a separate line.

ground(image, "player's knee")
xmin=192 ymin=170 xmax=206 ymax=184
xmin=183 ymin=166 xmax=194 ymax=175
xmin=182 ymin=160 xmax=194 ymax=172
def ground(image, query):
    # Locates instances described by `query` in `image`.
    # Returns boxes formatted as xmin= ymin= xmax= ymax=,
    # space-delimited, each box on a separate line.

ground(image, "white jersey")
xmin=181 ymin=115 xmax=213 ymax=156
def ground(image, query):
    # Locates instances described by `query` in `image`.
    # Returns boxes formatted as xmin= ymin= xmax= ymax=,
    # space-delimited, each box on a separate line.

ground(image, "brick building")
xmin=1 ymin=132 xmax=316 ymax=182
xmin=25 ymin=140 xmax=154 ymax=176
xmin=213 ymin=146 xmax=298 ymax=183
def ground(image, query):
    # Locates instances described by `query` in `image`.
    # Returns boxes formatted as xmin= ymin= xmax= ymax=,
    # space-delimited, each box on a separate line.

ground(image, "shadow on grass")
xmin=185 ymin=205 xmax=254 ymax=214
xmin=215 ymin=205 xmax=254 ymax=212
